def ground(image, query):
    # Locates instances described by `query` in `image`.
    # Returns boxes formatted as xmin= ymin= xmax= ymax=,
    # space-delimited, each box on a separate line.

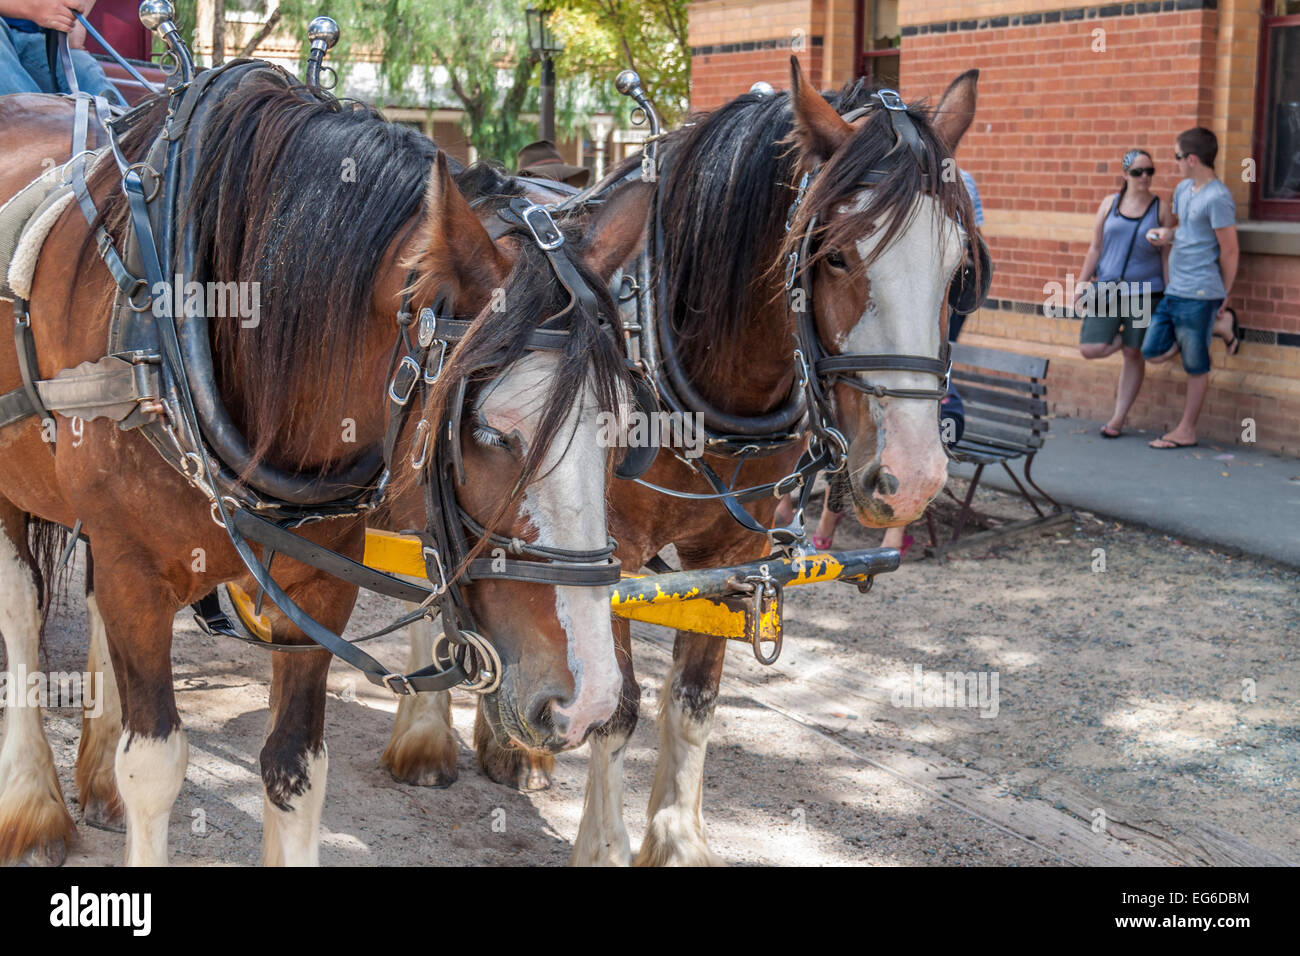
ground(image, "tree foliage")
xmin=168 ymin=1 xmax=690 ymax=163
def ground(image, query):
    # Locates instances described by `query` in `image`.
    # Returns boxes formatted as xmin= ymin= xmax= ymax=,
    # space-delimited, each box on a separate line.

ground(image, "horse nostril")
xmin=860 ymin=463 xmax=900 ymax=498
xmin=524 ymin=690 xmax=564 ymax=740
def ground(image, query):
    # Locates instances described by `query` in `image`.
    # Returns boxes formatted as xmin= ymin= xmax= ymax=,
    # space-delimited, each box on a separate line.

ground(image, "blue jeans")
xmin=0 ymin=21 xmax=121 ymax=100
xmin=1141 ymin=294 xmax=1223 ymax=376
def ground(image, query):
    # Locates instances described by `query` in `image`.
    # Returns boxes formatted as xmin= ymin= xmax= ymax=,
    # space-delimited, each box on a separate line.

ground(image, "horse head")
xmin=398 ymin=153 xmax=650 ymax=752
xmin=787 ymin=60 xmax=982 ymax=528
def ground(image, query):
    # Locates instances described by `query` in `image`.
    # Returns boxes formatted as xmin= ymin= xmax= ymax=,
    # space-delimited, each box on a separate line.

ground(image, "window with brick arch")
xmin=855 ymin=0 xmax=900 ymax=87
xmin=1252 ymin=2 xmax=1300 ymax=220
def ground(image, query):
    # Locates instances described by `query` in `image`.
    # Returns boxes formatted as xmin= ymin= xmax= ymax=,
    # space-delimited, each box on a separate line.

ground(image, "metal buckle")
xmin=387 ymin=355 xmax=421 ymax=405
xmin=874 ymin=89 xmax=907 ymax=111
xmin=423 ymin=340 xmax=447 ymax=384
xmin=783 ymin=250 xmax=799 ymax=290
xmin=382 ymin=673 xmax=415 ymax=696
xmin=518 ymin=203 xmax=565 ymax=251
xmin=409 ymin=418 xmax=431 ymax=471
xmin=422 ymin=545 xmax=448 ymax=595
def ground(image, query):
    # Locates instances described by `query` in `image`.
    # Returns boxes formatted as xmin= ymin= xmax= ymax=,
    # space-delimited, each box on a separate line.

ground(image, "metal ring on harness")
xmin=180 ymin=450 xmax=204 ymax=480
xmin=432 ymin=629 xmax=502 ymax=695
xmin=209 ymin=495 xmax=240 ymax=529
xmin=126 ymin=162 xmax=162 ymax=203
xmin=126 ymin=279 xmax=152 ymax=312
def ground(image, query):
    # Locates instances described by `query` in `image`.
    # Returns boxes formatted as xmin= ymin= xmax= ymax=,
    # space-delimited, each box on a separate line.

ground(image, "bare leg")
xmin=1106 ymin=346 xmax=1146 ymax=433
xmin=261 ymin=641 xmax=334 ymax=867
xmin=1079 ymin=334 xmax=1123 ymax=361
xmin=382 ymin=613 xmax=458 ymax=787
xmin=93 ymin=559 xmax=188 ymax=867
xmin=1153 ymin=372 xmax=1209 ymax=447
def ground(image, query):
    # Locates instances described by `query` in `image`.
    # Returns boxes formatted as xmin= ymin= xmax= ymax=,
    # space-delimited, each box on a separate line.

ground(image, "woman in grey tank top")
xmin=1074 ymin=149 xmax=1174 ymax=438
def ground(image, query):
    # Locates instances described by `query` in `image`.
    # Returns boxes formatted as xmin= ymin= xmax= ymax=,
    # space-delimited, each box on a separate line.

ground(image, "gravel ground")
xmin=9 ymin=479 xmax=1298 ymax=866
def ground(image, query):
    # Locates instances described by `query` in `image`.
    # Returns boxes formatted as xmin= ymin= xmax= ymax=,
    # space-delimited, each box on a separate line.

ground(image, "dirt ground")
xmin=9 ymin=478 xmax=1299 ymax=866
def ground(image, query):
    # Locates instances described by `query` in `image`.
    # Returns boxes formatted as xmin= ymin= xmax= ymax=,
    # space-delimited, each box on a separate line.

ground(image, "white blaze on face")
xmin=477 ymin=353 xmax=621 ymax=745
xmin=839 ymin=192 xmax=965 ymax=512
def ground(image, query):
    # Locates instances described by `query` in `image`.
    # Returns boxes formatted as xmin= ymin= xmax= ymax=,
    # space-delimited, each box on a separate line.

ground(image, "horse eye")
xmin=825 ymin=250 xmax=847 ymax=270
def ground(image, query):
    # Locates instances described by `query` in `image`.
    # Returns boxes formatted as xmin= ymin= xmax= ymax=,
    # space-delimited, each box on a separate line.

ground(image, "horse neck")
xmin=221 ymin=307 xmax=396 ymax=473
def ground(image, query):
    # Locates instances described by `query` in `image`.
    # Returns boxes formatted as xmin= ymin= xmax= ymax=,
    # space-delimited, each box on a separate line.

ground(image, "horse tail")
xmin=27 ymin=516 xmax=72 ymax=645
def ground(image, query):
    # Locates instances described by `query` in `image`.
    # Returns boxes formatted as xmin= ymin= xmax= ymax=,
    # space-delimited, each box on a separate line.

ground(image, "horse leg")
xmin=0 ymin=504 xmax=75 ymax=865
xmin=381 ymin=612 xmax=458 ymax=787
xmin=634 ymin=626 xmax=726 ymax=867
xmin=259 ymin=638 xmax=333 ymax=867
xmin=474 ymin=699 xmax=555 ymax=792
xmin=75 ymin=550 xmax=124 ymax=831
xmin=570 ymin=616 xmax=639 ymax=866
xmin=90 ymin=559 xmax=188 ymax=867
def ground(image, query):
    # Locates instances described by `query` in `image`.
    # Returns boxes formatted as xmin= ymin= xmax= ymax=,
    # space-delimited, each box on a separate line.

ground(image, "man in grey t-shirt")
xmin=1141 ymin=127 xmax=1241 ymax=450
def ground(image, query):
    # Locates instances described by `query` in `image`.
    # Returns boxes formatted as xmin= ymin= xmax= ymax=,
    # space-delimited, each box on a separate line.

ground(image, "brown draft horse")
xmin=0 ymin=68 xmax=644 ymax=865
xmin=385 ymin=61 xmax=981 ymax=865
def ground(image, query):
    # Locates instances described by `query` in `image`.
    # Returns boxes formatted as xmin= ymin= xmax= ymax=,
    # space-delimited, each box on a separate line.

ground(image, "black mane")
xmin=87 ymin=65 xmax=520 ymax=467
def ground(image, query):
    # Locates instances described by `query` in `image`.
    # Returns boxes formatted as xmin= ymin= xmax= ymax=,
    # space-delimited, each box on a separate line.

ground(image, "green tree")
xmin=548 ymin=0 xmax=690 ymax=126
xmin=164 ymin=1 xmax=690 ymax=162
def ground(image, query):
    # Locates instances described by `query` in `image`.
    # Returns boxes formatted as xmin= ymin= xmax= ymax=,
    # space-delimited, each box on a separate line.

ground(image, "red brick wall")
xmin=691 ymin=46 xmax=824 ymax=112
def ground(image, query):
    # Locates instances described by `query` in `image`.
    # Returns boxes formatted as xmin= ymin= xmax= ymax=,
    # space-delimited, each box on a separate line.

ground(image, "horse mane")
xmin=641 ymin=90 xmax=801 ymax=383
xmin=85 ymin=65 xmax=518 ymax=469
xmin=619 ymin=79 xmax=972 ymax=385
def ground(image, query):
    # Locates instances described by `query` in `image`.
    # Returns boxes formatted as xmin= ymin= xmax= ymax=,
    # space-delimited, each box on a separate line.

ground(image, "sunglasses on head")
xmin=1128 ymin=166 xmax=1156 ymax=177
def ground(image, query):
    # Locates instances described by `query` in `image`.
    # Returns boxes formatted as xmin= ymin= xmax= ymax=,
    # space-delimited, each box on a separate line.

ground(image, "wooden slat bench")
xmin=926 ymin=342 xmax=1069 ymax=556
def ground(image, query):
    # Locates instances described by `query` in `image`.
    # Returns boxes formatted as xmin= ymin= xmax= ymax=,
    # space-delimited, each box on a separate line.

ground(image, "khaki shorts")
xmin=1079 ymin=292 xmax=1162 ymax=351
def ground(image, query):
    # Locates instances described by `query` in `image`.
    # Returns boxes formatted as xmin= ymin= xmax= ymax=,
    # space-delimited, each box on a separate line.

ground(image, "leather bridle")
xmin=379 ymin=197 xmax=626 ymax=695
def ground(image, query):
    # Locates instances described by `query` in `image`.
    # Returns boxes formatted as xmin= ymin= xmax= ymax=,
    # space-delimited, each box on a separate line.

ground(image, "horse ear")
xmin=930 ymin=69 xmax=979 ymax=152
xmin=579 ymin=179 xmax=654 ymax=280
xmin=789 ymin=56 xmax=853 ymax=163
xmin=409 ymin=152 xmax=510 ymax=306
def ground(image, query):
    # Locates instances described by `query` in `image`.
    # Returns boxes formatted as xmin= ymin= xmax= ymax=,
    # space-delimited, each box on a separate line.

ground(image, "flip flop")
xmin=1224 ymin=309 xmax=1242 ymax=356
xmin=812 ymin=510 xmax=846 ymax=551
xmin=1149 ymin=437 xmax=1198 ymax=449
xmin=1100 ymin=425 xmax=1122 ymax=439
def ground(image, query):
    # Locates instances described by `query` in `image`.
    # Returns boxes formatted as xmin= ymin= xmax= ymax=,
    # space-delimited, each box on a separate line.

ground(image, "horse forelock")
xmin=783 ymin=87 xmax=976 ymax=289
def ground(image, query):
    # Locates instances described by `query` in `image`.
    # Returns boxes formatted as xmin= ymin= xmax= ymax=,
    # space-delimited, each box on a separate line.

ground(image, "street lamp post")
xmin=525 ymin=7 xmax=562 ymax=143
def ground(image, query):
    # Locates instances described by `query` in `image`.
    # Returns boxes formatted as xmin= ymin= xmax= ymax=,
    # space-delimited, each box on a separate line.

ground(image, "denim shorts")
xmin=1141 ymin=294 xmax=1223 ymax=376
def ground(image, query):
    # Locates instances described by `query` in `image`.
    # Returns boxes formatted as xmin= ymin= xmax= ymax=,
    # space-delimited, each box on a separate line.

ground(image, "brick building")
xmin=690 ymin=0 xmax=1300 ymax=455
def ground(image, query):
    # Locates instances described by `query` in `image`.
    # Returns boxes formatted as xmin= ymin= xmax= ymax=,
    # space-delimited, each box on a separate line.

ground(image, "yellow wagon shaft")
xmin=225 ymin=530 xmax=900 ymax=652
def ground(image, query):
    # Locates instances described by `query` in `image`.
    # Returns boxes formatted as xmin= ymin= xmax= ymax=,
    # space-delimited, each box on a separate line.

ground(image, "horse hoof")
xmin=82 ymin=800 xmax=126 ymax=833
xmin=478 ymin=745 xmax=554 ymax=792
xmin=17 ymin=837 xmax=68 ymax=868
xmin=386 ymin=762 xmax=458 ymax=789
xmin=522 ymin=764 xmax=552 ymax=792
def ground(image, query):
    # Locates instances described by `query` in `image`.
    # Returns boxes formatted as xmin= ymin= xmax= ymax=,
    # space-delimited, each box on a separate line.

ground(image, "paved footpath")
xmin=949 ymin=416 xmax=1300 ymax=568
